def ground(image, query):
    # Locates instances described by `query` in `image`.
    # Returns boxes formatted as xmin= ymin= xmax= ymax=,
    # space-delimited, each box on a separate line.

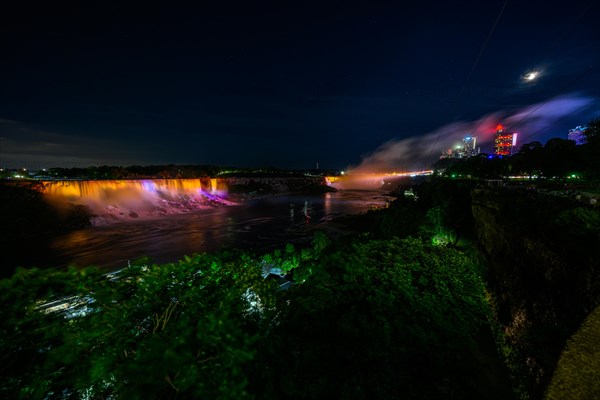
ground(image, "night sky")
xmin=1 ymin=1 xmax=599 ymax=170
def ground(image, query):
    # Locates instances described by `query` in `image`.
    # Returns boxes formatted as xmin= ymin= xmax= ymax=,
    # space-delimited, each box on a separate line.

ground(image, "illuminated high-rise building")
xmin=455 ymin=136 xmax=479 ymax=158
xmin=494 ymin=124 xmax=517 ymax=156
xmin=568 ymin=125 xmax=587 ymax=145
xmin=440 ymin=135 xmax=480 ymax=159
xmin=461 ymin=136 xmax=478 ymax=155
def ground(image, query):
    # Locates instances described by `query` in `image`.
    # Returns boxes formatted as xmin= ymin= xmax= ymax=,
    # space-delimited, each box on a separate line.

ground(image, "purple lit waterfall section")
xmin=39 ymin=179 xmax=233 ymax=225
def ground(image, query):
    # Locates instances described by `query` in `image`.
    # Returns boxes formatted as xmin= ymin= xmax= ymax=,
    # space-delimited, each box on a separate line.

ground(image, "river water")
xmin=15 ymin=190 xmax=391 ymax=273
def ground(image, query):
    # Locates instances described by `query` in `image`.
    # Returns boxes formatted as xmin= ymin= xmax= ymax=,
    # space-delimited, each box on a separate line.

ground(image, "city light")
xmin=494 ymin=123 xmax=516 ymax=156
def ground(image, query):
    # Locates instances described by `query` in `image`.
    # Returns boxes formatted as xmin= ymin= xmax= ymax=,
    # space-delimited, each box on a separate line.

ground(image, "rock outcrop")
xmin=471 ymin=188 xmax=600 ymax=398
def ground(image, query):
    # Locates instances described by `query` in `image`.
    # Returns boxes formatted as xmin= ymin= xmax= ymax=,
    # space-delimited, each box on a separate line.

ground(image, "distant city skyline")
xmin=1 ymin=114 xmax=595 ymax=171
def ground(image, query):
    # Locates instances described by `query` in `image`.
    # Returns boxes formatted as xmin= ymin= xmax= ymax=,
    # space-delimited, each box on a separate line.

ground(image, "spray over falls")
xmin=38 ymin=179 xmax=232 ymax=225
xmin=325 ymin=171 xmax=432 ymax=191
xmin=349 ymin=93 xmax=594 ymax=174
xmin=323 ymin=94 xmax=595 ymax=191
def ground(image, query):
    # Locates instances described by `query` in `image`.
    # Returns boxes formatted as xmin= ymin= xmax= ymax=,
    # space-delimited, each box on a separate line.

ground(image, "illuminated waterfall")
xmin=325 ymin=175 xmax=386 ymax=190
xmin=38 ymin=179 xmax=230 ymax=225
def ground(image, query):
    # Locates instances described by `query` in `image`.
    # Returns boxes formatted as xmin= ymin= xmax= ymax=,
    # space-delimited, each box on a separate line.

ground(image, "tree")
xmin=512 ymin=141 xmax=544 ymax=176
xmin=541 ymin=138 xmax=579 ymax=179
xmin=0 ymin=254 xmax=277 ymax=399
xmin=254 ymin=237 xmax=490 ymax=399
xmin=1 ymin=235 xmax=499 ymax=399
xmin=579 ymin=119 xmax=600 ymax=178
xmin=583 ymin=118 xmax=600 ymax=144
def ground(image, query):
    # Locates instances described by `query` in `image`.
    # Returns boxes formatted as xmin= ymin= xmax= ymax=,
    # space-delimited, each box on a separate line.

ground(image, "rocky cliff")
xmin=223 ymin=176 xmax=334 ymax=200
xmin=471 ymin=188 xmax=600 ymax=398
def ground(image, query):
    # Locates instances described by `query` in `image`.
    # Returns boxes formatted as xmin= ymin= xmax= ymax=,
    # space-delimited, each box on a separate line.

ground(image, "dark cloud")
xmin=0 ymin=119 xmax=146 ymax=168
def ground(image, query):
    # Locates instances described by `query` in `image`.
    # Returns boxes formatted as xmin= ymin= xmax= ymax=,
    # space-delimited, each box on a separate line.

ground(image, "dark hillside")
xmin=471 ymin=188 xmax=600 ymax=398
xmin=0 ymin=184 xmax=92 ymax=277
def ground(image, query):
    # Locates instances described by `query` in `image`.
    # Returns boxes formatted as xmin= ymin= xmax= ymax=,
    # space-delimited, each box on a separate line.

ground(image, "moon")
xmin=525 ymin=72 xmax=537 ymax=80
xmin=522 ymin=70 xmax=541 ymax=81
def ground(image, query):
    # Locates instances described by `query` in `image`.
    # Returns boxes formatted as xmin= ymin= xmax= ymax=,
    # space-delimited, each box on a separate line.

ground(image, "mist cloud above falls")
xmin=350 ymin=93 xmax=596 ymax=173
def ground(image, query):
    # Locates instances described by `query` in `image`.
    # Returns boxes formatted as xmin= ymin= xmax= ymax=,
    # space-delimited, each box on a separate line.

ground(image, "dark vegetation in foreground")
xmin=1 ymin=179 xmax=599 ymax=399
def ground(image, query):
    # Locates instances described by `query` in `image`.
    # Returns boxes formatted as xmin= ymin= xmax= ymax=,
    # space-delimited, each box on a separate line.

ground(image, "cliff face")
xmin=223 ymin=176 xmax=333 ymax=200
xmin=0 ymin=184 xmax=93 ymax=278
xmin=471 ymin=189 xmax=600 ymax=398
xmin=0 ymin=183 xmax=92 ymax=238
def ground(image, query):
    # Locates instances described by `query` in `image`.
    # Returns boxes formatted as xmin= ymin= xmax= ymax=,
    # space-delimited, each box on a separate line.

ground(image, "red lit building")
xmin=494 ymin=124 xmax=517 ymax=156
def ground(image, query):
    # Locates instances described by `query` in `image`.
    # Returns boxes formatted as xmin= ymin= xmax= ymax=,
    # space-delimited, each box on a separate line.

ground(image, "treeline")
xmin=3 ymin=165 xmax=336 ymax=180
xmin=43 ymin=164 xmax=226 ymax=180
xmin=436 ymin=119 xmax=600 ymax=180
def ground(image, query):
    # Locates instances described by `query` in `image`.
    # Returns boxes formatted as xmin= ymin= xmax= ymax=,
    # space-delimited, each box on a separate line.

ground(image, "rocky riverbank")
xmin=223 ymin=176 xmax=336 ymax=201
xmin=471 ymin=188 xmax=600 ymax=398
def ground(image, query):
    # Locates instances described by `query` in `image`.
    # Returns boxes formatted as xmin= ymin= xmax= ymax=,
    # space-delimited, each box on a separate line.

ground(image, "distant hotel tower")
xmin=494 ymin=124 xmax=517 ymax=156
xmin=568 ymin=126 xmax=587 ymax=145
xmin=440 ymin=136 xmax=480 ymax=159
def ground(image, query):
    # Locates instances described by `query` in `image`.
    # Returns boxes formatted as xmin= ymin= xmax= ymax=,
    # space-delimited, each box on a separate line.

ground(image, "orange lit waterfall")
xmin=325 ymin=170 xmax=433 ymax=190
xmin=38 ymin=179 xmax=230 ymax=225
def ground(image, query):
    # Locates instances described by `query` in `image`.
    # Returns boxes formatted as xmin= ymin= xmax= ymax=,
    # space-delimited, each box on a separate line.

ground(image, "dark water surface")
xmin=12 ymin=190 xmax=391 ymax=273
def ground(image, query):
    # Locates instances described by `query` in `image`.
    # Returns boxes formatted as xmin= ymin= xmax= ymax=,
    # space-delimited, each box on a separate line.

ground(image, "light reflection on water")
xmin=25 ymin=191 xmax=392 ymax=273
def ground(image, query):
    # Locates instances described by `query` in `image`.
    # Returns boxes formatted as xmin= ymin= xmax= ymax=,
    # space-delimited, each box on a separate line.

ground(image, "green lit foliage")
xmin=255 ymin=237 xmax=490 ymax=399
xmin=262 ymin=243 xmax=300 ymax=274
xmin=0 ymin=254 xmax=277 ymax=399
xmin=259 ymin=232 xmax=331 ymax=282
xmin=1 ymin=233 xmax=496 ymax=399
xmin=416 ymin=179 xmax=476 ymax=246
xmin=425 ymin=205 xmax=457 ymax=246
xmin=0 ymin=267 xmax=84 ymax=398
xmin=294 ymin=232 xmax=332 ymax=282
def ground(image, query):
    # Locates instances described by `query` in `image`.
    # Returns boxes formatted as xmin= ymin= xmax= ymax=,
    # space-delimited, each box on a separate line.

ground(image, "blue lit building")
xmin=441 ymin=136 xmax=480 ymax=159
xmin=568 ymin=126 xmax=587 ymax=145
